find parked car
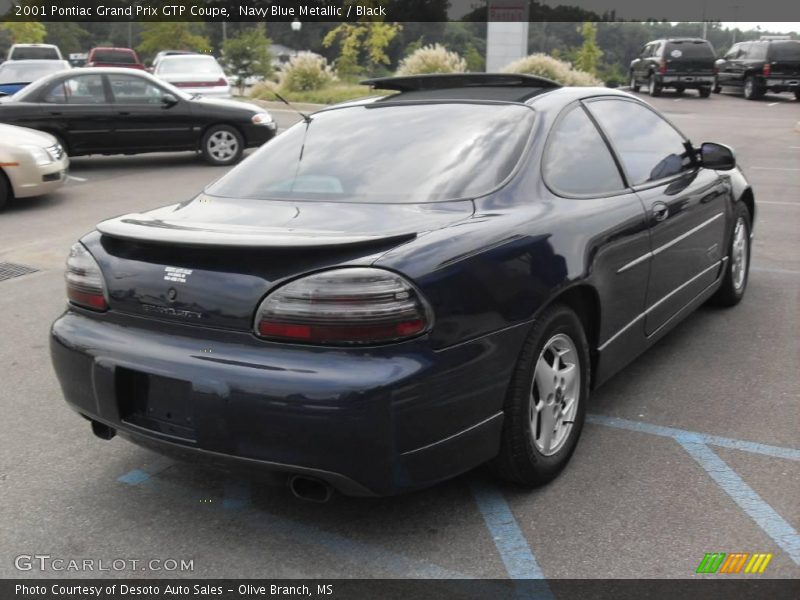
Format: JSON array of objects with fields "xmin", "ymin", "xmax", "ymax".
[
  {"xmin": 49, "ymin": 74, "xmax": 755, "ymax": 499},
  {"xmin": 714, "ymin": 39, "xmax": 800, "ymax": 100},
  {"xmin": 0, "ymin": 123, "xmax": 69, "ymax": 211},
  {"xmin": 630, "ymin": 38, "xmax": 717, "ymax": 97},
  {"xmin": 150, "ymin": 50, "xmax": 197, "ymax": 72},
  {"xmin": 153, "ymin": 54, "xmax": 231, "ymax": 98},
  {"xmin": 86, "ymin": 47, "xmax": 145, "ymax": 70},
  {"xmin": 6, "ymin": 43, "xmax": 63, "ymax": 61},
  {"xmin": 0, "ymin": 68, "xmax": 275, "ymax": 166},
  {"xmin": 0, "ymin": 60, "xmax": 71, "ymax": 96}
]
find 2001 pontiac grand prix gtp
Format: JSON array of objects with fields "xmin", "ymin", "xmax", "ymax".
[{"xmin": 50, "ymin": 74, "xmax": 755, "ymax": 500}]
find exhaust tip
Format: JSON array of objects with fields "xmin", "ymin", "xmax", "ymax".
[
  {"xmin": 288, "ymin": 475, "xmax": 334, "ymax": 503},
  {"xmin": 91, "ymin": 420, "xmax": 116, "ymax": 440}
]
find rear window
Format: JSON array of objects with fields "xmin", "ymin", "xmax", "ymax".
[
  {"xmin": 157, "ymin": 56, "xmax": 223, "ymax": 75},
  {"xmin": 208, "ymin": 102, "xmax": 535, "ymax": 203},
  {"xmin": 665, "ymin": 41, "xmax": 715, "ymax": 59},
  {"xmin": 92, "ymin": 50, "xmax": 136, "ymax": 64},
  {"xmin": 10, "ymin": 47, "xmax": 59, "ymax": 60},
  {"xmin": 769, "ymin": 41, "xmax": 800, "ymax": 61}
]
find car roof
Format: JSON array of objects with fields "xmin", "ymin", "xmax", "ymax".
[
  {"xmin": 159, "ymin": 54, "xmax": 218, "ymax": 61},
  {"xmin": 90, "ymin": 47, "xmax": 136, "ymax": 52}
]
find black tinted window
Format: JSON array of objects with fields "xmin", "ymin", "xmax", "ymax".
[
  {"xmin": 542, "ymin": 105, "xmax": 624, "ymax": 196},
  {"xmin": 10, "ymin": 47, "xmax": 59, "ymax": 60},
  {"xmin": 769, "ymin": 41, "xmax": 800, "ymax": 61},
  {"xmin": 43, "ymin": 74, "xmax": 106, "ymax": 104},
  {"xmin": 587, "ymin": 100, "xmax": 690, "ymax": 186},
  {"xmin": 93, "ymin": 50, "xmax": 136, "ymax": 64},
  {"xmin": 665, "ymin": 41, "xmax": 715, "ymax": 59},
  {"xmin": 208, "ymin": 103, "xmax": 535, "ymax": 203}
]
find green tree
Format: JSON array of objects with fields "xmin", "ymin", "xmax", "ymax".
[
  {"xmin": 222, "ymin": 26, "xmax": 273, "ymax": 95},
  {"xmin": 0, "ymin": 21, "xmax": 47, "ymax": 44},
  {"xmin": 138, "ymin": 23, "xmax": 211, "ymax": 61},
  {"xmin": 45, "ymin": 23, "xmax": 90, "ymax": 56},
  {"xmin": 574, "ymin": 22, "xmax": 603, "ymax": 75},
  {"xmin": 322, "ymin": 1, "xmax": 401, "ymax": 79}
]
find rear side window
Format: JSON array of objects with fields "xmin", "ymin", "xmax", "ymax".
[
  {"xmin": 769, "ymin": 41, "xmax": 800, "ymax": 61},
  {"xmin": 208, "ymin": 102, "xmax": 535, "ymax": 204},
  {"xmin": 542, "ymin": 104, "xmax": 624, "ymax": 196},
  {"xmin": 587, "ymin": 99, "xmax": 690, "ymax": 186},
  {"xmin": 665, "ymin": 41, "xmax": 715, "ymax": 59}
]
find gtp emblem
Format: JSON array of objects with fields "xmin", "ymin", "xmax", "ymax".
[{"xmin": 164, "ymin": 266, "xmax": 192, "ymax": 283}]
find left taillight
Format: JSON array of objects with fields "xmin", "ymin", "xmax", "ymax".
[
  {"xmin": 65, "ymin": 243, "xmax": 108, "ymax": 311},
  {"xmin": 254, "ymin": 267, "xmax": 433, "ymax": 345}
]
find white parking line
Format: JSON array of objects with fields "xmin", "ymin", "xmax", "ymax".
[
  {"xmin": 67, "ymin": 175, "xmax": 87, "ymax": 182},
  {"xmin": 751, "ymin": 166, "xmax": 800, "ymax": 172},
  {"xmin": 767, "ymin": 102, "xmax": 779, "ymax": 107},
  {"xmin": 758, "ymin": 200, "xmax": 800, "ymax": 206}
]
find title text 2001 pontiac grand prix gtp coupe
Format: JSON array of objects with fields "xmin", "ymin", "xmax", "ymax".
[{"xmin": 50, "ymin": 74, "xmax": 755, "ymax": 500}]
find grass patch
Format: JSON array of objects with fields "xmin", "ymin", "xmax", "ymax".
[{"xmin": 250, "ymin": 83, "xmax": 392, "ymax": 105}]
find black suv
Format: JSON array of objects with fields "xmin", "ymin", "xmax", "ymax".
[
  {"xmin": 714, "ymin": 39, "xmax": 800, "ymax": 100},
  {"xmin": 630, "ymin": 38, "xmax": 717, "ymax": 97}
]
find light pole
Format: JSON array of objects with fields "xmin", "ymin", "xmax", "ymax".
[{"xmin": 291, "ymin": 19, "xmax": 302, "ymax": 56}]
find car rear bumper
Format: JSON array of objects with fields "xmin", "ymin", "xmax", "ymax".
[
  {"xmin": 50, "ymin": 310, "xmax": 528, "ymax": 496},
  {"xmin": 177, "ymin": 86, "xmax": 231, "ymax": 98},
  {"xmin": 659, "ymin": 74, "xmax": 714, "ymax": 87},
  {"xmin": 764, "ymin": 77, "xmax": 800, "ymax": 90}
]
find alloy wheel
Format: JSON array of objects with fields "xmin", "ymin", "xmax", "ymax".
[
  {"xmin": 207, "ymin": 130, "xmax": 239, "ymax": 162},
  {"xmin": 530, "ymin": 333, "xmax": 580, "ymax": 456},
  {"xmin": 731, "ymin": 217, "xmax": 748, "ymax": 291}
]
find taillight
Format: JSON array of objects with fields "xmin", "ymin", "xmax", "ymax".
[
  {"xmin": 216, "ymin": 77, "xmax": 227, "ymax": 86},
  {"xmin": 763, "ymin": 63, "xmax": 771, "ymax": 77},
  {"xmin": 65, "ymin": 243, "xmax": 108, "ymax": 311},
  {"xmin": 254, "ymin": 268, "xmax": 432, "ymax": 345},
  {"xmin": 658, "ymin": 60, "xmax": 667, "ymax": 74}
]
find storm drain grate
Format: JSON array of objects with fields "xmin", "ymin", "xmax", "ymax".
[{"xmin": 0, "ymin": 262, "xmax": 39, "ymax": 282}]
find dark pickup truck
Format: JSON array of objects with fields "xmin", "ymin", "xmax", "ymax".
[
  {"xmin": 715, "ymin": 39, "xmax": 800, "ymax": 100},
  {"xmin": 630, "ymin": 38, "xmax": 717, "ymax": 97}
]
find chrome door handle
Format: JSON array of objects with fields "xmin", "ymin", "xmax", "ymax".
[{"xmin": 652, "ymin": 203, "xmax": 669, "ymax": 222}]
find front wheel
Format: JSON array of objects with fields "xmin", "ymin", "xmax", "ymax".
[
  {"xmin": 201, "ymin": 125, "xmax": 244, "ymax": 166},
  {"xmin": 649, "ymin": 74, "xmax": 662, "ymax": 97},
  {"xmin": 699, "ymin": 86, "xmax": 712, "ymax": 98},
  {"xmin": 710, "ymin": 203, "xmax": 751, "ymax": 307},
  {"xmin": 492, "ymin": 304, "xmax": 589, "ymax": 487},
  {"xmin": 0, "ymin": 171, "xmax": 10, "ymax": 212}
]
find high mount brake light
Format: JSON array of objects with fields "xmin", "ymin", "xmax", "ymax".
[
  {"xmin": 65, "ymin": 243, "xmax": 108, "ymax": 311},
  {"xmin": 254, "ymin": 268, "xmax": 432, "ymax": 345}
]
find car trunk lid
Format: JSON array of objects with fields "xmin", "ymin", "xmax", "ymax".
[{"xmin": 90, "ymin": 197, "xmax": 473, "ymax": 331}]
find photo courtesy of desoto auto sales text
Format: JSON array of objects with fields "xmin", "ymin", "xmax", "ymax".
[{"xmin": 0, "ymin": 0, "xmax": 797, "ymax": 599}]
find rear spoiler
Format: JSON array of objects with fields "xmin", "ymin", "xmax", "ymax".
[{"xmin": 361, "ymin": 73, "xmax": 562, "ymax": 92}]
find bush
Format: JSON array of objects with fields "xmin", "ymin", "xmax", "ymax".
[
  {"xmin": 396, "ymin": 43, "xmax": 467, "ymax": 76},
  {"xmin": 250, "ymin": 82, "xmax": 390, "ymax": 105},
  {"xmin": 502, "ymin": 53, "xmax": 602, "ymax": 87},
  {"xmin": 278, "ymin": 52, "xmax": 337, "ymax": 93}
]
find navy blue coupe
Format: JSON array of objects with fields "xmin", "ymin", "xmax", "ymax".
[{"xmin": 50, "ymin": 74, "xmax": 755, "ymax": 499}]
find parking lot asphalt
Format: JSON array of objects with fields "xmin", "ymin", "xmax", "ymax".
[{"xmin": 0, "ymin": 91, "xmax": 798, "ymax": 582}]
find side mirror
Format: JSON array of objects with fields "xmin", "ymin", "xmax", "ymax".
[
  {"xmin": 700, "ymin": 142, "xmax": 736, "ymax": 170},
  {"xmin": 162, "ymin": 93, "xmax": 178, "ymax": 108}
]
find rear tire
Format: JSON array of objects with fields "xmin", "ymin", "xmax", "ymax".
[
  {"xmin": 629, "ymin": 72, "xmax": 640, "ymax": 92},
  {"xmin": 0, "ymin": 170, "xmax": 11, "ymax": 212},
  {"xmin": 743, "ymin": 76, "xmax": 763, "ymax": 100},
  {"xmin": 675, "ymin": 86, "xmax": 685, "ymax": 95},
  {"xmin": 649, "ymin": 74, "xmax": 662, "ymax": 97},
  {"xmin": 201, "ymin": 125, "xmax": 244, "ymax": 166},
  {"xmin": 699, "ymin": 86, "xmax": 712, "ymax": 98},
  {"xmin": 795, "ymin": 89, "xmax": 800, "ymax": 101},
  {"xmin": 492, "ymin": 304, "xmax": 589, "ymax": 487},
  {"xmin": 710, "ymin": 203, "xmax": 751, "ymax": 307}
]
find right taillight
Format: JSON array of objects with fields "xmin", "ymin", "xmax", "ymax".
[
  {"xmin": 763, "ymin": 63, "xmax": 771, "ymax": 77},
  {"xmin": 254, "ymin": 267, "xmax": 432, "ymax": 345},
  {"xmin": 65, "ymin": 243, "xmax": 108, "ymax": 311}
]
